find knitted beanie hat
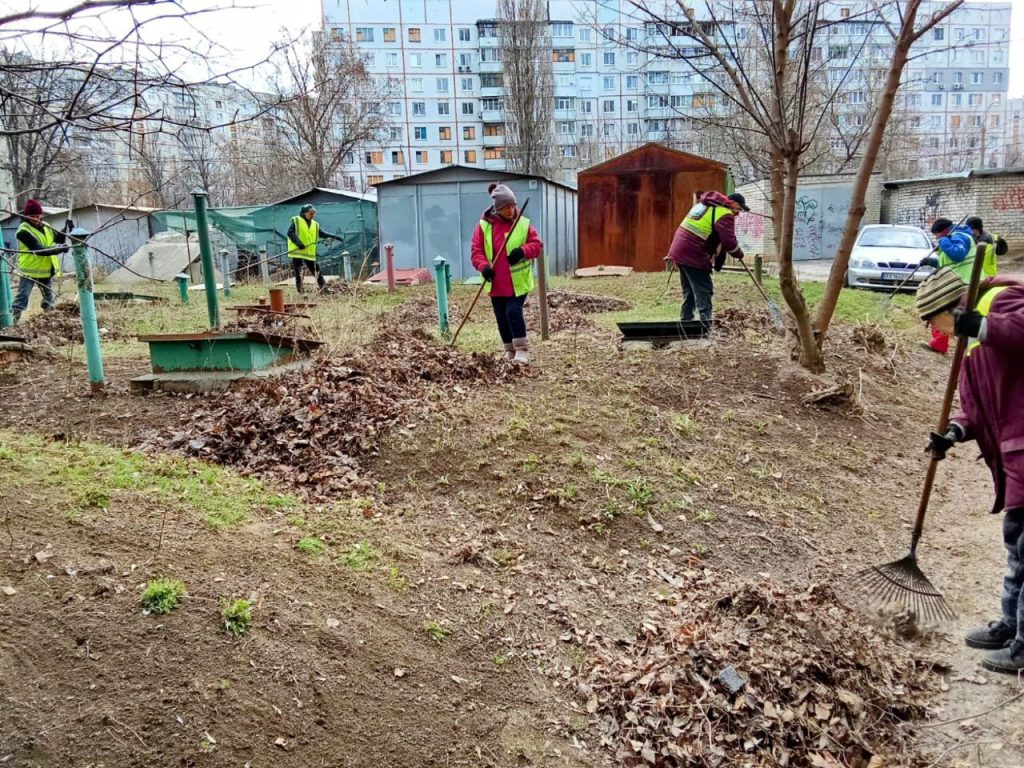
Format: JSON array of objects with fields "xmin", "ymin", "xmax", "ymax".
[
  {"xmin": 23, "ymin": 199, "xmax": 43, "ymax": 216},
  {"xmin": 931, "ymin": 217, "xmax": 953, "ymax": 235},
  {"xmin": 915, "ymin": 267, "xmax": 967, "ymax": 321},
  {"xmin": 488, "ymin": 182, "xmax": 516, "ymax": 209}
]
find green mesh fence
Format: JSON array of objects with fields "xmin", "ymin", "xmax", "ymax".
[{"xmin": 151, "ymin": 201, "xmax": 378, "ymax": 280}]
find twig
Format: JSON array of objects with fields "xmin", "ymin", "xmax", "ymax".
[
  {"xmin": 109, "ymin": 716, "xmax": 148, "ymax": 748},
  {"xmin": 924, "ymin": 740, "xmax": 1024, "ymax": 768},
  {"xmin": 920, "ymin": 691, "xmax": 1024, "ymax": 729},
  {"xmin": 1, "ymin": 496, "xmax": 13, "ymax": 552}
]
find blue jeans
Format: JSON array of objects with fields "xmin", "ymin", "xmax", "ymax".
[
  {"xmin": 1001, "ymin": 507, "xmax": 1024, "ymax": 646},
  {"xmin": 679, "ymin": 266, "xmax": 713, "ymax": 324},
  {"xmin": 490, "ymin": 294, "xmax": 527, "ymax": 343},
  {"xmin": 12, "ymin": 276, "xmax": 54, "ymax": 316}
]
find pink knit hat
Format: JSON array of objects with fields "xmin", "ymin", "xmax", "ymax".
[{"xmin": 23, "ymin": 199, "xmax": 43, "ymax": 216}]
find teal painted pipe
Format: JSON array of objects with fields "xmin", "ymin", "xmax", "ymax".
[
  {"xmin": 71, "ymin": 228, "xmax": 105, "ymax": 393},
  {"xmin": 176, "ymin": 274, "xmax": 189, "ymax": 304},
  {"xmin": 433, "ymin": 256, "xmax": 450, "ymax": 338},
  {"xmin": 0, "ymin": 255, "xmax": 12, "ymax": 328},
  {"xmin": 192, "ymin": 189, "xmax": 220, "ymax": 329}
]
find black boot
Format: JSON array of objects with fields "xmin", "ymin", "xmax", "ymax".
[
  {"xmin": 982, "ymin": 641, "xmax": 1024, "ymax": 674},
  {"xmin": 965, "ymin": 620, "xmax": 1015, "ymax": 650}
]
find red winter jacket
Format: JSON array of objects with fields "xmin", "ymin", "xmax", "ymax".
[
  {"xmin": 470, "ymin": 206, "xmax": 544, "ymax": 297},
  {"xmin": 951, "ymin": 278, "xmax": 1024, "ymax": 513},
  {"xmin": 665, "ymin": 191, "xmax": 743, "ymax": 272}
]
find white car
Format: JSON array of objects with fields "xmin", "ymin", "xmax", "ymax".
[{"xmin": 847, "ymin": 225, "xmax": 935, "ymax": 291}]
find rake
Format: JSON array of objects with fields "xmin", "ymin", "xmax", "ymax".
[
  {"xmin": 736, "ymin": 257, "xmax": 784, "ymax": 329},
  {"xmin": 880, "ymin": 214, "xmax": 968, "ymax": 309},
  {"xmin": 859, "ymin": 240, "xmax": 989, "ymax": 625}
]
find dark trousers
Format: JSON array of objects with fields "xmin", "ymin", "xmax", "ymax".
[
  {"xmin": 292, "ymin": 258, "xmax": 325, "ymax": 292},
  {"xmin": 12, "ymin": 276, "xmax": 55, "ymax": 316},
  {"xmin": 490, "ymin": 294, "xmax": 527, "ymax": 344},
  {"xmin": 679, "ymin": 266, "xmax": 713, "ymax": 324},
  {"xmin": 1001, "ymin": 508, "xmax": 1024, "ymax": 645}
]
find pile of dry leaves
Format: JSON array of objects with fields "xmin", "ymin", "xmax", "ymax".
[
  {"xmin": 20, "ymin": 302, "xmax": 126, "ymax": 347},
  {"xmin": 575, "ymin": 570, "xmax": 935, "ymax": 767},
  {"xmin": 527, "ymin": 290, "xmax": 630, "ymax": 333},
  {"xmin": 155, "ymin": 327, "xmax": 518, "ymax": 497}
]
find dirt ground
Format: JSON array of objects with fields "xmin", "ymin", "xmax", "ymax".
[{"xmin": 1, "ymin": 275, "xmax": 1022, "ymax": 767}]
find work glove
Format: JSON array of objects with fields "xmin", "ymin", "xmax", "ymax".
[
  {"xmin": 64, "ymin": 219, "xmax": 74, "ymax": 232},
  {"xmin": 995, "ymin": 236, "xmax": 1009, "ymax": 257},
  {"xmin": 927, "ymin": 423, "xmax": 965, "ymax": 460},
  {"xmin": 953, "ymin": 308, "xmax": 984, "ymax": 339},
  {"xmin": 481, "ymin": 265, "xmax": 495, "ymax": 282},
  {"xmin": 713, "ymin": 251, "xmax": 727, "ymax": 272},
  {"xmin": 506, "ymin": 247, "xmax": 525, "ymax": 266},
  {"xmin": 920, "ymin": 255, "xmax": 939, "ymax": 269},
  {"xmin": 731, "ymin": 249, "xmax": 745, "ymax": 261}
]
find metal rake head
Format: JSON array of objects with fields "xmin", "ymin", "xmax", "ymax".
[{"xmin": 858, "ymin": 553, "xmax": 956, "ymax": 626}]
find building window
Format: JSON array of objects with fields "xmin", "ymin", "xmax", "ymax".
[
  {"xmin": 464, "ymin": 150, "xmax": 477, "ymax": 163},
  {"xmin": 434, "ymin": 28, "xmax": 446, "ymax": 42},
  {"xmin": 481, "ymin": 97, "xmax": 502, "ymax": 111},
  {"xmin": 626, "ymin": 27, "xmax": 638, "ymax": 41},
  {"xmin": 383, "ymin": 27, "xmax": 396, "ymax": 42},
  {"xmin": 461, "ymin": 77, "xmax": 474, "ymax": 91},
  {"xmin": 459, "ymin": 52, "xmax": 473, "ymax": 67},
  {"xmin": 409, "ymin": 27, "xmax": 421, "ymax": 42},
  {"xmin": 993, "ymin": 49, "xmax": 1004, "ymax": 64},
  {"xmin": 954, "ymin": 72, "xmax": 963, "ymax": 84},
  {"xmin": 386, "ymin": 101, "xmax": 401, "ymax": 116},
  {"xmin": 412, "ymin": 102, "xmax": 426, "ymax": 116},
  {"xmin": 367, "ymin": 175, "xmax": 384, "ymax": 185},
  {"xmin": 628, "ymin": 98, "xmax": 640, "ymax": 112},
  {"xmin": 461, "ymin": 101, "xmax": 474, "ymax": 115},
  {"xmin": 905, "ymin": 93, "xmax": 921, "ymax": 108},
  {"xmin": 437, "ymin": 101, "xmax": 450, "ymax": 115},
  {"xmin": 414, "ymin": 126, "xmax": 427, "ymax": 139},
  {"xmin": 484, "ymin": 124, "xmax": 503, "ymax": 136},
  {"xmin": 479, "ymin": 24, "xmax": 497, "ymax": 38},
  {"xmin": 552, "ymin": 22, "xmax": 572, "ymax": 37},
  {"xmin": 439, "ymin": 126, "xmax": 451, "ymax": 140},
  {"xmin": 556, "ymin": 121, "xmax": 575, "ymax": 134},
  {"xmin": 437, "ymin": 78, "xmax": 449, "ymax": 92},
  {"xmin": 841, "ymin": 7, "xmax": 850, "ymax": 17},
  {"xmin": 929, "ymin": 115, "xmax": 941, "ymax": 128},
  {"xmin": 626, "ymin": 75, "xmax": 638, "ymax": 89},
  {"xmin": 603, "ymin": 76, "xmax": 615, "ymax": 90},
  {"xmin": 933, "ymin": 27, "xmax": 944, "ymax": 41},
  {"xmin": 556, "ymin": 74, "xmax": 574, "ymax": 87},
  {"xmin": 464, "ymin": 126, "xmax": 476, "ymax": 139},
  {"xmin": 386, "ymin": 52, "xmax": 399, "ymax": 67},
  {"xmin": 484, "ymin": 147, "xmax": 505, "ymax": 160},
  {"xmin": 627, "ymin": 122, "xmax": 639, "ymax": 136},
  {"xmin": 436, "ymin": 53, "xmax": 448, "ymax": 67},
  {"xmin": 994, "ymin": 72, "xmax": 1004, "ymax": 85},
  {"xmin": 410, "ymin": 53, "xmax": 423, "ymax": 68},
  {"xmin": 579, "ymin": 52, "xmax": 592, "ymax": 67},
  {"xmin": 973, "ymin": 50, "xmax": 985, "ymax": 64},
  {"xmin": 391, "ymin": 150, "xmax": 404, "ymax": 164},
  {"xmin": 579, "ymin": 99, "xmax": 593, "ymax": 114},
  {"xmin": 459, "ymin": 27, "xmax": 472, "ymax": 42},
  {"xmin": 931, "ymin": 93, "xmax": 942, "ymax": 106},
  {"xmin": 691, "ymin": 93, "xmax": 715, "ymax": 108},
  {"xmin": 579, "ymin": 27, "xmax": 591, "ymax": 42},
  {"xmin": 481, "ymin": 48, "xmax": 502, "ymax": 62},
  {"xmin": 952, "ymin": 93, "xmax": 962, "ymax": 106},
  {"xmin": 365, "ymin": 151, "xmax": 383, "ymax": 164},
  {"xmin": 951, "ymin": 115, "xmax": 961, "ymax": 129},
  {"xmin": 389, "ymin": 127, "xmax": 403, "ymax": 140},
  {"xmin": 971, "ymin": 72, "xmax": 983, "ymax": 84},
  {"xmin": 647, "ymin": 71, "xmax": 669, "ymax": 85},
  {"xmin": 626, "ymin": 52, "xmax": 638, "ymax": 65},
  {"xmin": 553, "ymin": 49, "xmax": 575, "ymax": 63},
  {"xmin": 603, "ymin": 52, "xmax": 615, "ymax": 66},
  {"xmin": 603, "ymin": 99, "xmax": 615, "ymax": 113},
  {"xmin": 356, "ymin": 27, "xmax": 374, "ymax": 42},
  {"xmin": 415, "ymin": 150, "xmax": 429, "ymax": 163},
  {"xmin": 555, "ymin": 97, "xmax": 574, "ymax": 110},
  {"xmin": 480, "ymin": 73, "xmax": 502, "ymax": 87},
  {"xmin": 849, "ymin": 91, "xmax": 866, "ymax": 104},
  {"xmin": 972, "ymin": 115, "xmax": 983, "ymax": 127},
  {"xmin": 440, "ymin": 150, "xmax": 453, "ymax": 163},
  {"xmin": 671, "ymin": 95, "xmax": 688, "ymax": 108},
  {"xmin": 603, "ymin": 123, "xmax": 615, "ymax": 136},
  {"xmin": 361, "ymin": 53, "xmax": 375, "ymax": 67},
  {"xmin": 580, "ymin": 76, "xmax": 592, "ymax": 91},
  {"xmin": 991, "ymin": 114, "xmax": 1001, "ymax": 128},
  {"xmin": 968, "ymin": 93, "xmax": 982, "ymax": 106},
  {"xmin": 580, "ymin": 122, "xmax": 593, "ymax": 137},
  {"xmin": 562, "ymin": 146, "xmax": 577, "ymax": 158}
]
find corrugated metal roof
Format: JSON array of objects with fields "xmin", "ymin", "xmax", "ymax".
[
  {"xmin": 577, "ymin": 142, "xmax": 727, "ymax": 177},
  {"xmin": 883, "ymin": 167, "xmax": 1024, "ymax": 188},
  {"xmin": 272, "ymin": 187, "xmax": 377, "ymax": 205},
  {"xmin": 372, "ymin": 164, "xmax": 578, "ymax": 192}
]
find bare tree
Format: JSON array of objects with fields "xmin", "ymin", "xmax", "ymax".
[
  {"xmin": 264, "ymin": 33, "xmax": 393, "ymax": 190},
  {"xmin": 499, "ymin": 0, "xmax": 556, "ymax": 177},
  {"xmin": 608, "ymin": 0, "xmax": 963, "ymax": 372}
]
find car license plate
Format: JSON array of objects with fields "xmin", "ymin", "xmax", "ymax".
[{"xmin": 881, "ymin": 271, "xmax": 912, "ymax": 282}]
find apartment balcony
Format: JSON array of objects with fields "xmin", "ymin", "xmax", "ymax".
[
  {"xmin": 479, "ymin": 60, "xmax": 503, "ymax": 74},
  {"xmin": 481, "ymin": 109, "xmax": 504, "ymax": 122},
  {"xmin": 478, "ymin": 36, "xmax": 499, "ymax": 48},
  {"xmin": 483, "ymin": 133, "xmax": 505, "ymax": 147},
  {"xmin": 484, "ymin": 157, "xmax": 508, "ymax": 170},
  {"xmin": 480, "ymin": 86, "xmax": 504, "ymax": 98},
  {"xmin": 553, "ymin": 60, "xmax": 576, "ymax": 72},
  {"xmin": 554, "ymin": 108, "xmax": 576, "ymax": 120}
]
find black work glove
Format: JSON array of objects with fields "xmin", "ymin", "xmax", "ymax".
[
  {"xmin": 481, "ymin": 265, "xmax": 495, "ymax": 282},
  {"xmin": 927, "ymin": 423, "xmax": 964, "ymax": 460},
  {"xmin": 506, "ymin": 247, "xmax": 525, "ymax": 266},
  {"xmin": 995, "ymin": 236, "xmax": 1009, "ymax": 257},
  {"xmin": 64, "ymin": 219, "xmax": 74, "ymax": 232},
  {"xmin": 713, "ymin": 251, "xmax": 727, "ymax": 272},
  {"xmin": 920, "ymin": 255, "xmax": 939, "ymax": 269},
  {"xmin": 732, "ymin": 249, "xmax": 745, "ymax": 261},
  {"xmin": 953, "ymin": 308, "xmax": 983, "ymax": 339}
]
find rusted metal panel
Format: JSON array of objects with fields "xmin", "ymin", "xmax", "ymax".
[{"xmin": 578, "ymin": 145, "xmax": 727, "ymax": 272}]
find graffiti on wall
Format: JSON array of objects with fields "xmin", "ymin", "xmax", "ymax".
[
  {"xmin": 791, "ymin": 188, "xmax": 852, "ymax": 261},
  {"xmin": 736, "ymin": 212, "xmax": 765, "ymax": 240},
  {"xmin": 991, "ymin": 186, "xmax": 1024, "ymax": 212},
  {"xmin": 891, "ymin": 190, "xmax": 944, "ymax": 230}
]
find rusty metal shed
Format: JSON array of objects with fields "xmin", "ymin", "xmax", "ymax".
[{"xmin": 577, "ymin": 144, "xmax": 729, "ymax": 272}]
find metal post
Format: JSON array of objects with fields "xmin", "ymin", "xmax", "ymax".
[
  {"xmin": 754, "ymin": 254, "xmax": 764, "ymax": 286},
  {"xmin": 220, "ymin": 249, "xmax": 232, "ymax": 297},
  {"xmin": 0, "ymin": 256, "xmax": 12, "ymax": 328},
  {"xmin": 342, "ymin": 251, "xmax": 353, "ymax": 282},
  {"xmin": 175, "ymin": 274, "xmax": 189, "ymax": 304},
  {"xmin": 192, "ymin": 189, "xmax": 220, "ymax": 329},
  {"xmin": 432, "ymin": 256, "xmax": 450, "ymax": 338},
  {"xmin": 147, "ymin": 250, "xmax": 155, "ymax": 280},
  {"xmin": 444, "ymin": 261, "xmax": 451, "ymax": 294},
  {"xmin": 71, "ymin": 228, "xmax": 105, "ymax": 393},
  {"xmin": 537, "ymin": 249, "xmax": 550, "ymax": 341},
  {"xmin": 259, "ymin": 247, "xmax": 270, "ymax": 285},
  {"xmin": 385, "ymin": 243, "xmax": 396, "ymax": 294}
]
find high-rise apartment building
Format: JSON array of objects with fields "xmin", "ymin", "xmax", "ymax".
[{"xmin": 324, "ymin": 0, "xmax": 1013, "ymax": 191}]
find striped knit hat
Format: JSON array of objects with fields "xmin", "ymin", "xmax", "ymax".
[{"xmin": 915, "ymin": 267, "xmax": 967, "ymax": 321}]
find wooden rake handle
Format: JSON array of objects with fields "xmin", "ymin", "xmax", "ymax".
[{"xmin": 910, "ymin": 242, "xmax": 988, "ymax": 554}]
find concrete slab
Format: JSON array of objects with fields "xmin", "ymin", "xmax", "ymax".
[
  {"xmin": 131, "ymin": 358, "xmax": 315, "ymax": 393},
  {"xmin": 793, "ymin": 260, "xmax": 836, "ymax": 283},
  {"xmin": 575, "ymin": 266, "xmax": 633, "ymax": 278}
]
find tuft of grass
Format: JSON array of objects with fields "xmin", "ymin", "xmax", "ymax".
[
  {"xmin": 296, "ymin": 537, "xmax": 326, "ymax": 556},
  {"xmin": 424, "ymin": 619, "xmax": 452, "ymax": 643},
  {"xmin": 78, "ymin": 487, "xmax": 110, "ymax": 509},
  {"xmin": 384, "ymin": 566, "xmax": 408, "ymax": 592},
  {"xmin": 625, "ymin": 478, "xmax": 654, "ymax": 511},
  {"xmin": 221, "ymin": 598, "xmax": 254, "ymax": 637},
  {"xmin": 671, "ymin": 412, "xmax": 699, "ymax": 437},
  {"xmin": 338, "ymin": 540, "xmax": 377, "ymax": 571},
  {"xmin": 695, "ymin": 509, "xmax": 718, "ymax": 524},
  {"xmin": 494, "ymin": 653, "xmax": 511, "ymax": 666},
  {"xmin": 141, "ymin": 578, "xmax": 186, "ymax": 615}
]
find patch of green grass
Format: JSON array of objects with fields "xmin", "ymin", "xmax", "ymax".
[
  {"xmin": 424, "ymin": 619, "xmax": 452, "ymax": 643},
  {"xmin": 78, "ymin": 487, "xmax": 110, "ymax": 509},
  {"xmin": 221, "ymin": 598, "xmax": 254, "ymax": 636},
  {"xmin": 141, "ymin": 578, "xmax": 186, "ymax": 615},
  {"xmin": 338, "ymin": 541, "xmax": 377, "ymax": 571},
  {"xmin": 494, "ymin": 653, "xmax": 511, "ymax": 666},
  {"xmin": 695, "ymin": 509, "xmax": 718, "ymax": 524},
  {"xmin": 384, "ymin": 566, "xmax": 409, "ymax": 592},
  {"xmin": 492, "ymin": 548, "xmax": 517, "ymax": 567},
  {"xmin": 286, "ymin": 515, "xmax": 306, "ymax": 528},
  {"xmin": 671, "ymin": 412, "xmax": 699, "ymax": 437},
  {"xmin": 296, "ymin": 537, "xmax": 326, "ymax": 556},
  {"xmin": 625, "ymin": 478, "xmax": 654, "ymax": 511},
  {"xmin": 558, "ymin": 482, "xmax": 578, "ymax": 504}
]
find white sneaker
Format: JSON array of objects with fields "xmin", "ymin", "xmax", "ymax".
[{"xmin": 512, "ymin": 337, "xmax": 530, "ymax": 364}]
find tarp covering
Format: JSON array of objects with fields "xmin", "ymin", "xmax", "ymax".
[
  {"xmin": 151, "ymin": 201, "xmax": 378, "ymax": 279},
  {"xmin": 104, "ymin": 231, "xmax": 222, "ymax": 286}
]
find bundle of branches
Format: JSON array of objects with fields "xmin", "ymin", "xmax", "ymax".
[
  {"xmin": 576, "ymin": 570, "xmax": 936, "ymax": 767},
  {"xmin": 156, "ymin": 327, "xmax": 518, "ymax": 498}
]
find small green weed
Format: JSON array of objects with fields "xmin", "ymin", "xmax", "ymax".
[
  {"xmin": 695, "ymin": 509, "xmax": 718, "ymax": 524},
  {"xmin": 521, "ymin": 454, "xmax": 540, "ymax": 472},
  {"xmin": 384, "ymin": 566, "xmax": 408, "ymax": 592},
  {"xmin": 625, "ymin": 479, "xmax": 654, "ymax": 511},
  {"xmin": 671, "ymin": 412, "xmax": 699, "ymax": 437},
  {"xmin": 424, "ymin": 619, "xmax": 452, "ymax": 643},
  {"xmin": 339, "ymin": 541, "xmax": 377, "ymax": 571},
  {"xmin": 286, "ymin": 515, "xmax": 306, "ymax": 528},
  {"xmin": 296, "ymin": 537, "xmax": 326, "ymax": 556},
  {"xmin": 221, "ymin": 598, "xmax": 254, "ymax": 636},
  {"xmin": 558, "ymin": 482, "xmax": 578, "ymax": 504},
  {"xmin": 79, "ymin": 488, "xmax": 110, "ymax": 509},
  {"xmin": 494, "ymin": 653, "xmax": 510, "ymax": 666},
  {"xmin": 141, "ymin": 578, "xmax": 186, "ymax": 615},
  {"xmin": 492, "ymin": 548, "xmax": 517, "ymax": 567}
]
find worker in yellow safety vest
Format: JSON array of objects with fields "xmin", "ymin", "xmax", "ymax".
[
  {"xmin": 966, "ymin": 216, "xmax": 1007, "ymax": 278},
  {"xmin": 286, "ymin": 204, "xmax": 344, "ymax": 293},
  {"xmin": 12, "ymin": 198, "xmax": 71, "ymax": 324}
]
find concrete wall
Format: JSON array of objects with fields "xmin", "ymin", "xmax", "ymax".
[
  {"xmin": 881, "ymin": 171, "xmax": 1024, "ymax": 256},
  {"xmin": 734, "ymin": 173, "xmax": 883, "ymax": 261}
]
